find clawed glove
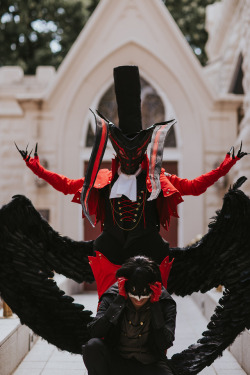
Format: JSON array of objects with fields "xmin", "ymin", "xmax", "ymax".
[
  {"xmin": 15, "ymin": 142, "xmax": 39, "ymax": 162},
  {"xmin": 150, "ymin": 281, "xmax": 162, "ymax": 303},
  {"xmin": 117, "ymin": 277, "xmax": 128, "ymax": 299},
  {"xmin": 228, "ymin": 141, "xmax": 249, "ymax": 159}
]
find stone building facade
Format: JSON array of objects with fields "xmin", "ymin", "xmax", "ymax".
[
  {"xmin": 205, "ymin": 0, "xmax": 249, "ymax": 191},
  {"xmin": 0, "ymin": 0, "xmax": 245, "ymax": 247},
  {"xmin": 205, "ymin": 0, "xmax": 250, "ymax": 372}
]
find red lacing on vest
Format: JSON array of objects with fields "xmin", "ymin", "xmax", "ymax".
[
  {"xmin": 118, "ymin": 199, "xmax": 140, "ymax": 222},
  {"xmin": 110, "ymin": 193, "xmax": 146, "ymax": 230}
]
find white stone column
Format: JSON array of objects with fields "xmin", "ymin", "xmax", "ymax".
[{"xmin": 236, "ymin": 0, "xmax": 250, "ymax": 193}]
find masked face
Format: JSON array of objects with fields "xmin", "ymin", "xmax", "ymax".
[
  {"xmin": 128, "ymin": 286, "xmax": 151, "ymax": 300},
  {"xmin": 128, "ymin": 294, "xmax": 150, "ymax": 309},
  {"xmin": 125, "ymin": 269, "xmax": 152, "ymax": 295},
  {"xmin": 127, "ymin": 282, "xmax": 152, "ymax": 309},
  {"xmin": 109, "ymin": 124, "xmax": 154, "ymax": 175},
  {"xmin": 116, "ymin": 255, "xmax": 162, "ymax": 309}
]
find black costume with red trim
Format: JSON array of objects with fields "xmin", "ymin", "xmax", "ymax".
[
  {"xmin": 22, "ymin": 146, "xmax": 238, "ymax": 266},
  {"xmin": 1, "ymin": 66, "xmax": 250, "ymax": 375}
]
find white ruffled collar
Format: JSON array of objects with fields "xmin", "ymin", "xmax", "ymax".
[{"xmin": 109, "ymin": 166, "xmax": 142, "ymax": 202}]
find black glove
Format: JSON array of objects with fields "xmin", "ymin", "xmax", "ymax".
[
  {"xmin": 15, "ymin": 142, "xmax": 38, "ymax": 161},
  {"xmin": 228, "ymin": 141, "xmax": 249, "ymax": 159}
]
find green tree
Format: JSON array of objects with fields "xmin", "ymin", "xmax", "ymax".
[
  {"xmin": 85, "ymin": 0, "xmax": 99, "ymax": 15},
  {"xmin": 0, "ymin": 0, "xmax": 94, "ymax": 74},
  {"xmin": 163, "ymin": 0, "xmax": 218, "ymax": 65}
]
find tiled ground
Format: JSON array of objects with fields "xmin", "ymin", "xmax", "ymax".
[
  {"xmin": 12, "ymin": 292, "xmax": 246, "ymax": 375},
  {"xmin": 168, "ymin": 296, "xmax": 246, "ymax": 375}
]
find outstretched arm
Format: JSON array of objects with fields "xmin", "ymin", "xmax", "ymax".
[
  {"xmin": 168, "ymin": 143, "xmax": 248, "ymax": 196},
  {"xmin": 15, "ymin": 143, "xmax": 84, "ymax": 195}
]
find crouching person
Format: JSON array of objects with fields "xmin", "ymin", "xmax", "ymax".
[{"xmin": 82, "ymin": 255, "xmax": 176, "ymax": 375}]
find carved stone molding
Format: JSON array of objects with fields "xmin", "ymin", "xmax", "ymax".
[{"xmin": 234, "ymin": 1, "xmax": 250, "ymax": 188}]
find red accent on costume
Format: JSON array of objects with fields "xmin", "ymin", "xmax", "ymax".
[
  {"xmin": 88, "ymin": 252, "xmax": 173, "ymax": 299},
  {"xmin": 88, "ymin": 119, "xmax": 108, "ymax": 190},
  {"xmin": 117, "ymin": 277, "xmax": 128, "ymax": 299},
  {"xmin": 25, "ymin": 153, "xmax": 239, "ymax": 231},
  {"xmin": 88, "ymin": 252, "xmax": 121, "ymax": 299},
  {"xmin": 150, "ymin": 281, "xmax": 162, "ymax": 302},
  {"xmin": 159, "ymin": 256, "xmax": 174, "ymax": 289}
]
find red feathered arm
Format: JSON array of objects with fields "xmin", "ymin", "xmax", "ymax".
[
  {"xmin": 169, "ymin": 153, "xmax": 239, "ymax": 196},
  {"xmin": 25, "ymin": 155, "xmax": 84, "ymax": 195}
]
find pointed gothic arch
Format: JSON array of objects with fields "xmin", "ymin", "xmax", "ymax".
[{"xmin": 85, "ymin": 77, "xmax": 177, "ymax": 149}]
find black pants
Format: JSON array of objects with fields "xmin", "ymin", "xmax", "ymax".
[{"xmin": 82, "ymin": 338, "xmax": 174, "ymax": 375}]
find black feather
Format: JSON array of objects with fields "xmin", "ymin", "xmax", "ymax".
[
  {"xmin": 1, "ymin": 178, "xmax": 250, "ymax": 369},
  {"xmin": 0, "ymin": 195, "xmax": 95, "ymax": 354},
  {"xmin": 168, "ymin": 178, "xmax": 250, "ymax": 373}
]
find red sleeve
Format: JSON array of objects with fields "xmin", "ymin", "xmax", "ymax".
[
  {"xmin": 25, "ymin": 155, "xmax": 84, "ymax": 195},
  {"xmin": 168, "ymin": 154, "xmax": 239, "ymax": 196}
]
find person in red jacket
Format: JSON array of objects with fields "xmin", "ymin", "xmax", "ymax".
[
  {"xmin": 16, "ymin": 66, "xmax": 247, "ymax": 270},
  {"xmin": 16, "ymin": 140, "xmax": 245, "ymax": 268}
]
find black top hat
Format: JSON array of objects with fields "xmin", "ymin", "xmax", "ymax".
[{"xmin": 113, "ymin": 66, "xmax": 142, "ymax": 135}]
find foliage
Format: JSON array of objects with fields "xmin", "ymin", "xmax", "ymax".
[
  {"xmin": 0, "ymin": 0, "xmax": 94, "ymax": 73},
  {"xmin": 163, "ymin": 0, "xmax": 218, "ymax": 65}
]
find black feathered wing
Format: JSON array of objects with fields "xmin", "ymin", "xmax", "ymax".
[
  {"xmin": 1, "ymin": 179, "xmax": 250, "ymax": 364},
  {"xmin": 167, "ymin": 177, "xmax": 250, "ymax": 374},
  {"xmin": 0, "ymin": 195, "xmax": 95, "ymax": 353}
]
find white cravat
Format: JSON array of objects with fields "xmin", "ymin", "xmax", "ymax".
[{"xmin": 109, "ymin": 166, "xmax": 142, "ymax": 202}]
